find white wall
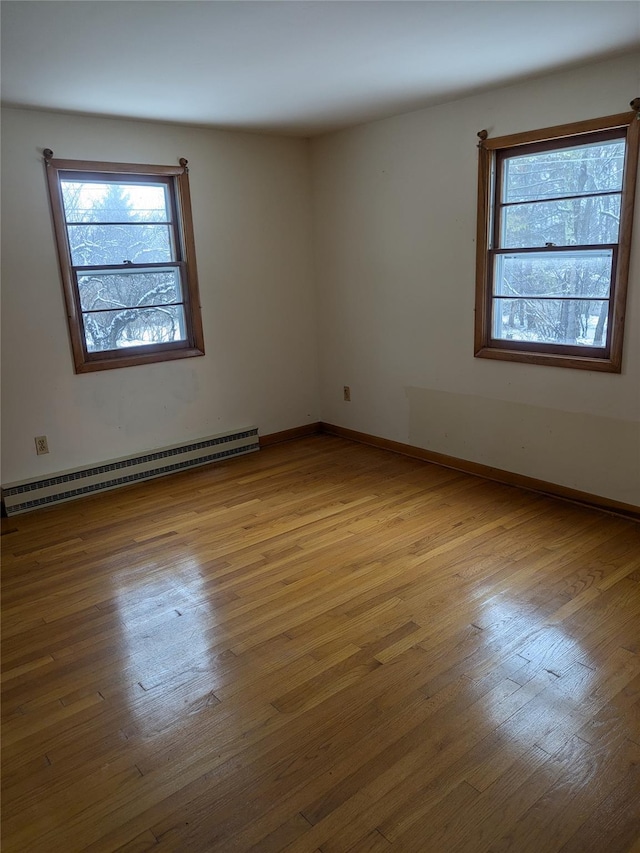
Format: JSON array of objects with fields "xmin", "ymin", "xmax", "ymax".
[
  {"xmin": 3, "ymin": 53, "xmax": 640, "ymax": 506},
  {"xmin": 311, "ymin": 52, "xmax": 640, "ymax": 505},
  {"xmin": 1, "ymin": 108, "xmax": 319, "ymax": 484}
]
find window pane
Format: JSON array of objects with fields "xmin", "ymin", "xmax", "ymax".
[
  {"xmin": 82, "ymin": 305, "xmax": 187, "ymax": 352},
  {"xmin": 61, "ymin": 181, "xmax": 169, "ymax": 223},
  {"xmin": 494, "ymin": 250, "xmax": 613, "ymax": 299},
  {"xmin": 503, "ymin": 139, "xmax": 625, "ymax": 203},
  {"xmin": 77, "ymin": 268, "xmax": 182, "ymax": 312},
  {"xmin": 492, "ymin": 298, "xmax": 609, "ymax": 346},
  {"xmin": 501, "ymin": 194, "xmax": 621, "ymax": 248},
  {"xmin": 68, "ymin": 223, "xmax": 172, "ymax": 266}
]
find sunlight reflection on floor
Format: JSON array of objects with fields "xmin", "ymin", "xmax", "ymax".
[{"xmin": 113, "ymin": 557, "xmax": 227, "ymax": 737}]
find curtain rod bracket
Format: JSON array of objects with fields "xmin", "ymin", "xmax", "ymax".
[{"xmin": 477, "ymin": 130, "xmax": 488, "ymax": 148}]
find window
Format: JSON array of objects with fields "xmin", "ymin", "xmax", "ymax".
[
  {"xmin": 44, "ymin": 153, "xmax": 205, "ymax": 373},
  {"xmin": 475, "ymin": 109, "xmax": 639, "ymax": 372}
]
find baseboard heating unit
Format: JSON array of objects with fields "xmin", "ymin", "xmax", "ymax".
[{"xmin": 2, "ymin": 427, "xmax": 259, "ymax": 516}]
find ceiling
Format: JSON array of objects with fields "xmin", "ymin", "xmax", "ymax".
[{"xmin": 1, "ymin": 1, "xmax": 639, "ymax": 137}]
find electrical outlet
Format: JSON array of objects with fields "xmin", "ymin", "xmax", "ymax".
[
  {"xmin": 35, "ymin": 436, "xmax": 49, "ymax": 455},
  {"xmin": 343, "ymin": 386, "xmax": 351, "ymax": 402}
]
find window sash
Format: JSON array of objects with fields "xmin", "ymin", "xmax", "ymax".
[
  {"xmin": 45, "ymin": 157, "xmax": 205, "ymax": 372},
  {"xmin": 474, "ymin": 111, "xmax": 638, "ymax": 372},
  {"xmin": 492, "ymin": 129, "xmax": 626, "ymax": 252},
  {"xmin": 489, "ymin": 133, "xmax": 622, "ymax": 351},
  {"xmin": 73, "ymin": 263, "xmax": 189, "ymax": 354}
]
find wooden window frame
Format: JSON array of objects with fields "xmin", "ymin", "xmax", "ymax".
[
  {"xmin": 475, "ymin": 111, "xmax": 639, "ymax": 372},
  {"xmin": 44, "ymin": 154, "xmax": 205, "ymax": 373}
]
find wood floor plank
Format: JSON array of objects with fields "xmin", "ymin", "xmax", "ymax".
[
  {"xmin": 484, "ymin": 737, "xmax": 640, "ymax": 853},
  {"xmin": 2, "ymin": 435, "xmax": 639, "ymax": 852}
]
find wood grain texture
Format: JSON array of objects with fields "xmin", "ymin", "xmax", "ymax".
[
  {"xmin": 611, "ymin": 107, "xmax": 640, "ymax": 372},
  {"xmin": 480, "ymin": 111, "xmax": 635, "ymax": 150},
  {"xmin": 320, "ymin": 422, "xmax": 640, "ymax": 521},
  {"xmin": 2, "ymin": 435, "xmax": 639, "ymax": 852}
]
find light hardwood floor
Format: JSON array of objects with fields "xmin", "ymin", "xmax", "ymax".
[{"xmin": 2, "ymin": 435, "xmax": 639, "ymax": 852}]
